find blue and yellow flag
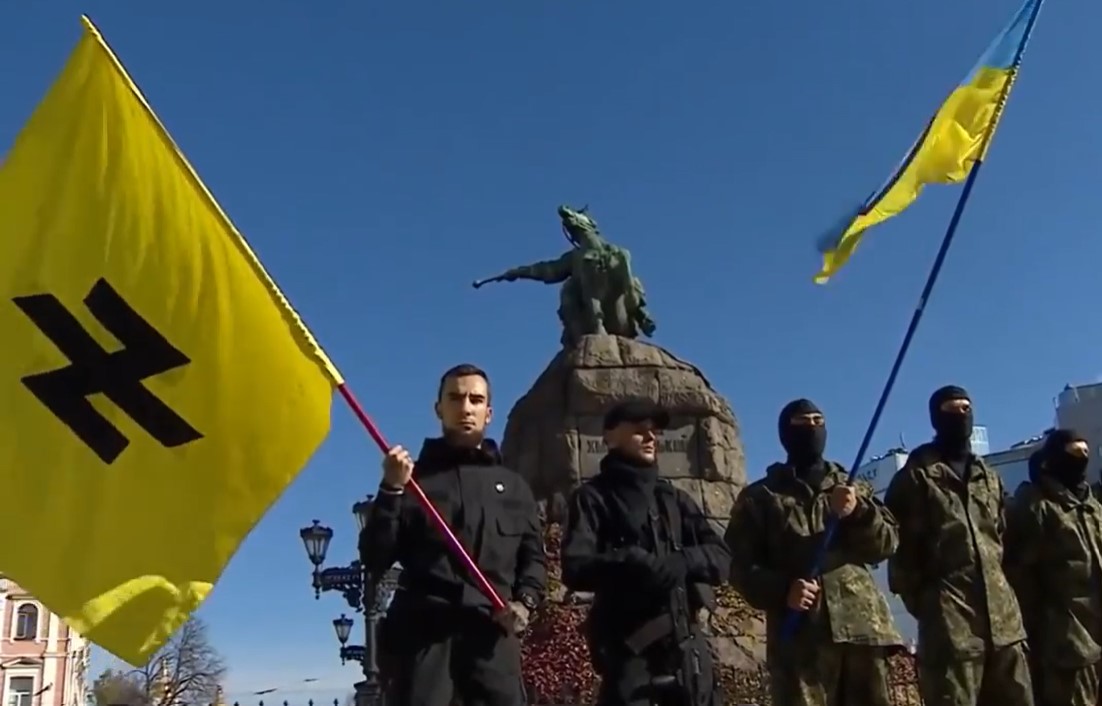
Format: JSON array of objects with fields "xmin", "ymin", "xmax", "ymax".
[
  {"xmin": 0, "ymin": 17, "xmax": 343, "ymax": 664},
  {"xmin": 815, "ymin": 0, "xmax": 1043, "ymax": 284}
]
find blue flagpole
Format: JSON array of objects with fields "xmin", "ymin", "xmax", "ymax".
[
  {"xmin": 779, "ymin": 158, "xmax": 985, "ymax": 639},
  {"xmin": 779, "ymin": 0, "xmax": 1045, "ymax": 641}
]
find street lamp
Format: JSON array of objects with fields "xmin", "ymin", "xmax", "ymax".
[
  {"xmin": 333, "ymin": 614, "xmax": 354, "ymax": 644},
  {"xmin": 334, "ymin": 614, "xmax": 366, "ymax": 665},
  {"xmin": 300, "ymin": 497, "xmax": 401, "ymax": 706},
  {"xmin": 299, "ymin": 515, "xmax": 364, "ymax": 609},
  {"xmin": 300, "ymin": 520, "xmax": 333, "ymax": 567}
]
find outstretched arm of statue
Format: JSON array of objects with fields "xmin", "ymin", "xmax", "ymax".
[{"xmin": 472, "ymin": 254, "xmax": 572, "ymax": 288}]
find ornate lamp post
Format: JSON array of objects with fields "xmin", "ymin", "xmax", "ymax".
[{"xmin": 300, "ymin": 497, "xmax": 401, "ymax": 706}]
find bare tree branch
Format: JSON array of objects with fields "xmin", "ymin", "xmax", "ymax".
[{"xmin": 92, "ymin": 617, "xmax": 227, "ymax": 706}]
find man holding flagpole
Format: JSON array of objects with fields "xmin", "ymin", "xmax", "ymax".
[
  {"xmin": 728, "ymin": 399, "xmax": 903, "ymax": 706},
  {"xmin": 360, "ymin": 363, "xmax": 546, "ymax": 706},
  {"xmin": 782, "ymin": 0, "xmax": 1048, "ymax": 698}
]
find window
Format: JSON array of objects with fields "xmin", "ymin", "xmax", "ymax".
[
  {"xmin": 14, "ymin": 604, "xmax": 39, "ymax": 640},
  {"xmin": 7, "ymin": 677, "xmax": 34, "ymax": 706}
]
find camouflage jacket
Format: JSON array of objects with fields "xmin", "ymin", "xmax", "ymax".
[
  {"xmin": 725, "ymin": 462, "xmax": 903, "ymax": 658},
  {"xmin": 1004, "ymin": 475, "xmax": 1102, "ymax": 669},
  {"xmin": 883, "ymin": 443, "xmax": 1026, "ymax": 658}
]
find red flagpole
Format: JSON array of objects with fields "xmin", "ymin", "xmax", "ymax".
[{"xmin": 336, "ymin": 383, "xmax": 507, "ymax": 611}]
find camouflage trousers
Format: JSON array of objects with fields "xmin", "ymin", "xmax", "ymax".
[
  {"xmin": 768, "ymin": 643, "xmax": 894, "ymax": 706},
  {"xmin": 1031, "ymin": 660, "xmax": 1101, "ymax": 706},
  {"xmin": 918, "ymin": 641, "xmax": 1034, "ymax": 706}
]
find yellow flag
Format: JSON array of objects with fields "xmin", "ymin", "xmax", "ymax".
[
  {"xmin": 813, "ymin": 0, "xmax": 1042, "ymax": 283},
  {"xmin": 0, "ymin": 17, "xmax": 343, "ymax": 665}
]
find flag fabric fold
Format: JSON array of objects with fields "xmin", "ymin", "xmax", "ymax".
[
  {"xmin": 0, "ymin": 16, "xmax": 342, "ymax": 664},
  {"xmin": 814, "ymin": 0, "xmax": 1042, "ymax": 284}
]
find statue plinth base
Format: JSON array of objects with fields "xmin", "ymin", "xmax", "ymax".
[{"xmin": 501, "ymin": 334, "xmax": 747, "ymax": 527}]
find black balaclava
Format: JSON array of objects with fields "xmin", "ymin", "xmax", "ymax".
[
  {"xmin": 598, "ymin": 447, "xmax": 659, "ymax": 546},
  {"xmin": 929, "ymin": 385, "xmax": 973, "ymax": 459},
  {"xmin": 779, "ymin": 398, "xmax": 827, "ymax": 485},
  {"xmin": 1040, "ymin": 428, "xmax": 1090, "ymax": 492}
]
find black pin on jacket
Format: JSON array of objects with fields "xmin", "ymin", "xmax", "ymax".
[{"xmin": 359, "ymin": 437, "xmax": 547, "ymax": 613}]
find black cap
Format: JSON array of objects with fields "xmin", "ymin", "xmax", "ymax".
[{"xmin": 602, "ymin": 398, "xmax": 670, "ymax": 431}]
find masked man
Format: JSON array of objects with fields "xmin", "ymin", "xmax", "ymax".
[
  {"xmin": 1005, "ymin": 429, "xmax": 1102, "ymax": 706},
  {"xmin": 726, "ymin": 398, "xmax": 903, "ymax": 706}
]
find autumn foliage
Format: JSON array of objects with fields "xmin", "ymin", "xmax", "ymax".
[
  {"xmin": 520, "ymin": 523, "xmax": 599, "ymax": 703},
  {"xmin": 520, "ymin": 523, "xmax": 923, "ymax": 705}
]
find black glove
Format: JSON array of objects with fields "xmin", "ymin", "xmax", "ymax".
[
  {"xmin": 615, "ymin": 548, "xmax": 688, "ymax": 591},
  {"xmin": 616, "ymin": 546, "xmax": 652, "ymax": 574},
  {"xmin": 646, "ymin": 552, "xmax": 689, "ymax": 592}
]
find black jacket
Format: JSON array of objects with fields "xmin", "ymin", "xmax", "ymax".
[
  {"xmin": 359, "ymin": 437, "xmax": 547, "ymax": 613},
  {"xmin": 560, "ymin": 455, "xmax": 730, "ymax": 641}
]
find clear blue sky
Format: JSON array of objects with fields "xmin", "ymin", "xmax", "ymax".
[{"xmin": 3, "ymin": 0, "xmax": 1098, "ymax": 701}]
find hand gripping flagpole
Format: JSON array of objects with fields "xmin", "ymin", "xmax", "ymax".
[
  {"xmin": 779, "ymin": 0, "xmax": 1044, "ymax": 641},
  {"xmin": 336, "ymin": 384, "xmax": 507, "ymax": 612}
]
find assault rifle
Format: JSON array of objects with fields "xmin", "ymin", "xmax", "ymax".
[{"xmin": 624, "ymin": 497, "xmax": 704, "ymax": 706}]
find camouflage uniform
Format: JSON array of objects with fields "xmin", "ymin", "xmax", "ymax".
[
  {"xmin": 726, "ymin": 462, "xmax": 903, "ymax": 706},
  {"xmin": 884, "ymin": 443, "xmax": 1033, "ymax": 706},
  {"xmin": 1005, "ymin": 472, "xmax": 1102, "ymax": 706}
]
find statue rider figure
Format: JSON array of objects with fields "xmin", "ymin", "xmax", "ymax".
[{"xmin": 473, "ymin": 205, "xmax": 657, "ymax": 348}]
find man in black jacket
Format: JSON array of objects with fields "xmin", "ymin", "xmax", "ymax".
[
  {"xmin": 360, "ymin": 363, "xmax": 547, "ymax": 706},
  {"xmin": 561, "ymin": 399, "xmax": 730, "ymax": 706}
]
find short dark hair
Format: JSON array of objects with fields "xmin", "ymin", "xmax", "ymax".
[{"xmin": 437, "ymin": 363, "xmax": 491, "ymax": 402}]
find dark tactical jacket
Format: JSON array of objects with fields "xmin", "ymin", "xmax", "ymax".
[
  {"xmin": 884, "ymin": 443, "xmax": 1026, "ymax": 658},
  {"xmin": 1005, "ymin": 474, "xmax": 1102, "ymax": 669},
  {"xmin": 725, "ymin": 462, "xmax": 902, "ymax": 660},
  {"xmin": 359, "ymin": 437, "xmax": 547, "ymax": 613},
  {"xmin": 561, "ymin": 472, "xmax": 730, "ymax": 646}
]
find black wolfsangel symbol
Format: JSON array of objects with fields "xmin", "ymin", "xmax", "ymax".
[{"xmin": 13, "ymin": 278, "xmax": 203, "ymax": 464}]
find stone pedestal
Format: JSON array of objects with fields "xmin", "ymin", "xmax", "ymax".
[
  {"xmin": 501, "ymin": 334, "xmax": 746, "ymax": 528},
  {"xmin": 503, "ymin": 335, "xmax": 767, "ymax": 695}
]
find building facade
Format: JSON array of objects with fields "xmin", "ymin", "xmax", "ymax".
[
  {"xmin": 0, "ymin": 577, "xmax": 89, "ymax": 706},
  {"xmin": 983, "ymin": 436, "xmax": 1043, "ymax": 495},
  {"xmin": 1055, "ymin": 383, "xmax": 1102, "ymax": 484}
]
